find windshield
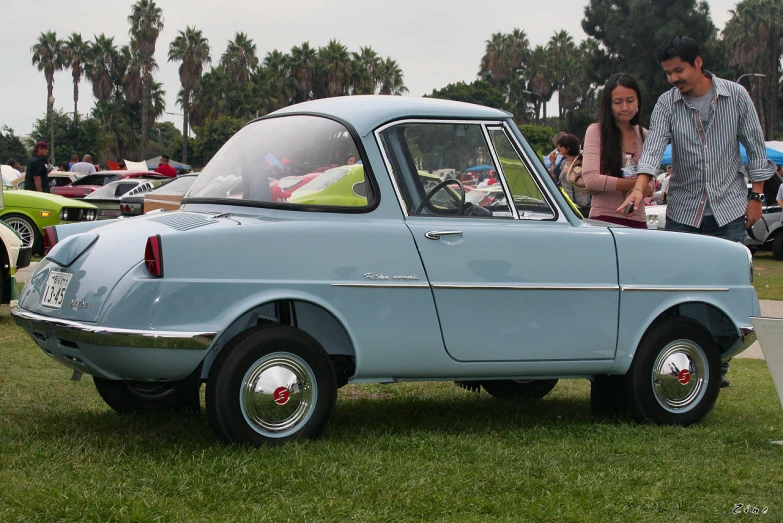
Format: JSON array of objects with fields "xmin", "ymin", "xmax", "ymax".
[
  {"xmin": 188, "ymin": 115, "xmax": 372, "ymax": 208},
  {"xmin": 151, "ymin": 175, "xmax": 197, "ymax": 195}
]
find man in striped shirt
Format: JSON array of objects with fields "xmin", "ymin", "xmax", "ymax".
[{"xmin": 620, "ymin": 35, "xmax": 776, "ymax": 387}]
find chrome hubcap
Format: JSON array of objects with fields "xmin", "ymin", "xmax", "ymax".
[
  {"xmin": 3, "ymin": 218, "xmax": 33, "ymax": 247},
  {"xmin": 240, "ymin": 352, "xmax": 316, "ymax": 437},
  {"xmin": 652, "ymin": 340, "xmax": 708, "ymax": 413}
]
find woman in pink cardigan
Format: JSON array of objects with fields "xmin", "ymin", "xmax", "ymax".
[{"xmin": 582, "ymin": 73, "xmax": 655, "ymax": 228}]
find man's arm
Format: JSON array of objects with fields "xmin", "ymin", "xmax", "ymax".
[
  {"xmin": 618, "ymin": 93, "xmax": 672, "ymax": 212},
  {"xmin": 737, "ymin": 86, "xmax": 775, "ymax": 227}
]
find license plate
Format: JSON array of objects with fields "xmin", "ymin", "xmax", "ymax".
[{"xmin": 41, "ymin": 271, "xmax": 72, "ymax": 309}]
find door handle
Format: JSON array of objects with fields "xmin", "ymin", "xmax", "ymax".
[{"xmin": 425, "ymin": 230, "xmax": 463, "ymax": 240}]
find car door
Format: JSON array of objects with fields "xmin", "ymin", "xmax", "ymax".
[{"xmin": 378, "ymin": 121, "xmax": 619, "ymax": 362}]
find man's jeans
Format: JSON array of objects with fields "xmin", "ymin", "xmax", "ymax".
[
  {"xmin": 664, "ymin": 215, "xmax": 746, "ymax": 243},
  {"xmin": 665, "ymin": 214, "xmax": 746, "ymax": 375}
]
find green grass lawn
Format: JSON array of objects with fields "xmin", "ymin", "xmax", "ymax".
[
  {"xmin": 752, "ymin": 250, "xmax": 783, "ymax": 300},
  {"xmin": 1, "ymin": 306, "xmax": 781, "ymax": 522}
]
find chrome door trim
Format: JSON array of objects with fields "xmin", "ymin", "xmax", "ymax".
[
  {"xmin": 621, "ymin": 286, "xmax": 730, "ymax": 292},
  {"xmin": 432, "ymin": 284, "xmax": 620, "ymax": 291},
  {"xmin": 331, "ymin": 283, "xmax": 431, "ymax": 288},
  {"xmin": 479, "ymin": 125, "xmax": 520, "ymax": 220},
  {"xmin": 425, "ymin": 230, "xmax": 463, "ymax": 240}
]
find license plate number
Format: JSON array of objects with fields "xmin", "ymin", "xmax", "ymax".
[{"xmin": 41, "ymin": 271, "xmax": 72, "ymax": 309}]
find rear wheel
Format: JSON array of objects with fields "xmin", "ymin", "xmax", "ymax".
[
  {"xmin": 206, "ymin": 325, "xmax": 337, "ymax": 446},
  {"xmin": 629, "ymin": 317, "xmax": 720, "ymax": 425},
  {"xmin": 481, "ymin": 379, "xmax": 558, "ymax": 400},
  {"xmin": 93, "ymin": 367, "xmax": 201, "ymax": 413},
  {"xmin": 1, "ymin": 213, "xmax": 41, "ymax": 254}
]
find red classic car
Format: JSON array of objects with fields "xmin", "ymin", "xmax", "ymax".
[{"xmin": 52, "ymin": 171, "xmax": 166, "ymax": 198}]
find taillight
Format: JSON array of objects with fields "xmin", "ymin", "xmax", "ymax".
[
  {"xmin": 144, "ymin": 235, "xmax": 164, "ymax": 277},
  {"xmin": 43, "ymin": 226, "xmax": 59, "ymax": 255}
]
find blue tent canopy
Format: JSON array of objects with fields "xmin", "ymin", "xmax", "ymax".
[
  {"xmin": 660, "ymin": 143, "xmax": 783, "ymax": 166},
  {"xmin": 466, "ymin": 164, "xmax": 494, "ymax": 172}
]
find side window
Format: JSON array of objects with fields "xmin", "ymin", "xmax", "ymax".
[
  {"xmin": 378, "ymin": 122, "xmax": 513, "ymax": 218},
  {"xmin": 488, "ymin": 128, "xmax": 555, "ymax": 220}
]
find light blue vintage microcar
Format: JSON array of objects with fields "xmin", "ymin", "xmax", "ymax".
[{"xmin": 13, "ymin": 96, "xmax": 759, "ymax": 446}]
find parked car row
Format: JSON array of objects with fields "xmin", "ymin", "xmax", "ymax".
[{"xmin": 13, "ymin": 96, "xmax": 759, "ymax": 448}]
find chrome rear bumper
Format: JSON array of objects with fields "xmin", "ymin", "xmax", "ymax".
[
  {"xmin": 12, "ymin": 308, "xmax": 216, "ymax": 350},
  {"xmin": 723, "ymin": 325, "xmax": 756, "ymax": 362}
]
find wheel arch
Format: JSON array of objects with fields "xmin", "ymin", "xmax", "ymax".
[
  {"xmin": 612, "ymin": 299, "xmax": 743, "ymax": 375},
  {"xmin": 201, "ymin": 293, "xmax": 357, "ymax": 384}
]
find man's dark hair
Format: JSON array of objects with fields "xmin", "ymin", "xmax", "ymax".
[
  {"xmin": 7, "ymin": 158, "xmax": 16, "ymax": 167},
  {"xmin": 556, "ymin": 134, "xmax": 581, "ymax": 157},
  {"xmin": 161, "ymin": 154, "xmax": 170, "ymax": 161},
  {"xmin": 655, "ymin": 35, "xmax": 702, "ymax": 69}
]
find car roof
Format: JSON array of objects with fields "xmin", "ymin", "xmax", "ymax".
[{"xmin": 268, "ymin": 96, "xmax": 512, "ymax": 136}]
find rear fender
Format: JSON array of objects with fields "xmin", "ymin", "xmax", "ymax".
[{"xmin": 48, "ymin": 219, "xmax": 115, "ymax": 242}]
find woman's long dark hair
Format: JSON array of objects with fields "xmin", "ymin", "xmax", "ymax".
[{"xmin": 599, "ymin": 73, "xmax": 642, "ymax": 178}]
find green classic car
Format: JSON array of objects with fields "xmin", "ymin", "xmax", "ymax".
[{"xmin": 1, "ymin": 173, "xmax": 98, "ymax": 254}]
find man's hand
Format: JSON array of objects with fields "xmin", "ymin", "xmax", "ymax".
[
  {"xmin": 745, "ymin": 199, "xmax": 763, "ymax": 228},
  {"xmin": 616, "ymin": 187, "xmax": 646, "ymax": 214},
  {"xmin": 548, "ymin": 151, "xmax": 557, "ymax": 164}
]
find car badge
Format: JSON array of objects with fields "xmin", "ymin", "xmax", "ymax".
[
  {"xmin": 273, "ymin": 387, "xmax": 291, "ymax": 405},
  {"xmin": 678, "ymin": 369, "xmax": 691, "ymax": 385}
]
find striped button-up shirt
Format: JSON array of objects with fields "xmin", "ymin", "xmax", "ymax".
[{"xmin": 637, "ymin": 73, "xmax": 775, "ymax": 227}]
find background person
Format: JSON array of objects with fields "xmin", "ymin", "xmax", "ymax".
[
  {"xmin": 71, "ymin": 154, "xmax": 97, "ymax": 174},
  {"xmin": 581, "ymin": 73, "xmax": 654, "ymax": 228},
  {"xmin": 547, "ymin": 131, "xmax": 567, "ymax": 183},
  {"xmin": 557, "ymin": 133, "xmax": 591, "ymax": 217},
  {"xmin": 6, "ymin": 159, "xmax": 21, "ymax": 178},
  {"xmin": 154, "ymin": 155, "xmax": 177, "ymax": 178},
  {"xmin": 24, "ymin": 141, "xmax": 51, "ymax": 192}
]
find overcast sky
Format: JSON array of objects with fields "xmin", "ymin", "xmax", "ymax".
[{"xmin": 3, "ymin": 0, "xmax": 739, "ymax": 138}]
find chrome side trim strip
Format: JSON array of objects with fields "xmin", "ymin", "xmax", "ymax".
[
  {"xmin": 432, "ymin": 284, "xmax": 619, "ymax": 291},
  {"xmin": 331, "ymin": 283, "xmax": 430, "ymax": 288},
  {"xmin": 11, "ymin": 308, "xmax": 216, "ymax": 350},
  {"xmin": 621, "ymin": 286, "xmax": 730, "ymax": 292}
]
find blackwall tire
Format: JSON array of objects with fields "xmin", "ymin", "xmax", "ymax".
[
  {"xmin": 773, "ymin": 233, "xmax": 783, "ymax": 260},
  {"xmin": 629, "ymin": 317, "xmax": 720, "ymax": 426},
  {"xmin": 93, "ymin": 367, "xmax": 202, "ymax": 414},
  {"xmin": 481, "ymin": 379, "xmax": 559, "ymax": 400},
  {"xmin": 206, "ymin": 325, "xmax": 337, "ymax": 446}
]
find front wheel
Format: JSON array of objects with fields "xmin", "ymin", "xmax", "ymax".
[
  {"xmin": 629, "ymin": 317, "xmax": 720, "ymax": 426},
  {"xmin": 93, "ymin": 367, "xmax": 202, "ymax": 413},
  {"xmin": 206, "ymin": 325, "xmax": 337, "ymax": 446},
  {"xmin": 481, "ymin": 379, "xmax": 558, "ymax": 400},
  {"xmin": 1, "ymin": 213, "xmax": 41, "ymax": 254}
]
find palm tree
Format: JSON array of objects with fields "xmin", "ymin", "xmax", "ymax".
[
  {"xmin": 352, "ymin": 46, "xmax": 380, "ymax": 95},
  {"xmin": 127, "ymin": 0, "xmax": 164, "ymax": 160},
  {"xmin": 220, "ymin": 32, "xmax": 258, "ymax": 85},
  {"xmin": 86, "ymin": 33, "xmax": 118, "ymax": 103},
  {"xmin": 480, "ymin": 32, "xmax": 508, "ymax": 90},
  {"xmin": 548, "ymin": 30, "xmax": 577, "ymax": 122},
  {"xmin": 722, "ymin": 0, "xmax": 783, "ymax": 138},
  {"xmin": 377, "ymin": 58, "xmax": 408, "ymax": 95},
  {"xmin": 31, "ymin": 31, "xmax": 65, "ymax": 161},
  {"xmin": 169, "ymin": 26, "xmax": 211, "ymax": 163},
  {"xmin": 290, "ymin": 42, "xmax": 317, "ymax": 102},
  {"xmin": 526, "ymin": 45, "xmax": 555, "ymax": 123},
  {"xmin": 315, "ymin": 40, "xmax": 351, "ymax": 98},
  {"xmin": 64, "ymin": 33, "xmax": 90, "ymax": 119}
]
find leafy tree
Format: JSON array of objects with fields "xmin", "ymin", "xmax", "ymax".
[
  {"xmin": 427, "ymin": 80, "xmax": 506, "ymax": 110},
  {"xmin": 377, "ymin": 58, "xmax": 408, "ymax": 95},
  {"xmin": 722, "ymin": 0, "xmax": 783, "ymax": 139},
  {"xmin": 0, "ymin": 127, "xmax": 27, "ymax": 165},
  {"xmin": 191, "ymin": 115, "xmax": 245, "ymax": 165},
  {"xmin": 221, "ymin": 32, "xmax": 258, "ymax": 85},
  {"xmin": 351, "ymin": 46, "xmax": 380, "ymax": 95},
  {"xmin": 518, "ymin": 124, "xmax": 555, "ymax": 159},
  {"xmin": 127, "ymin": 0, "xmax": 164, "ymax": 159},
  {"xmin": 582, "ymin": 0, "xmax": 722, "ymax": 123},
  {"xmin": 524, "ymin": 45, "xmax": 555, "ymax": 122},
  {"xmin": 86, "ymin": 33, "xmax": 118, "ymax": 102},
  {"xmin": 30, "ymin": 109, "xmax": 105, "ymax": 165},
  {"xmin": 31, "ymin": 30, "xmax": 66, "ymax": 162},
  {"xmin": 169, "ymin": 26, "xmax": 211, "ymax": 164},
  {"xmin": 290, "ymin": 42, "xmax": 318, "ymax": 101}
]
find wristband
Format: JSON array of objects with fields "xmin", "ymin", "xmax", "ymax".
[{"xmin": 630, "ymin": 187, "xmax": 643, "ymax": 196}]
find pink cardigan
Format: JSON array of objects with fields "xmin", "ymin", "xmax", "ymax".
[{"xmin": 582, "ymin": 123, "xmax": 655, "ymax": 224}]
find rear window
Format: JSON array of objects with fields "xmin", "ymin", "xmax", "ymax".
[
  {"xmin": 188, "ymin": 115, "xmax": 373, "ymax": 208},
  {"xmin": 73, "ymin": 174, "xmax": 121, "ymax": 186},
  {"xmin": 151, "ymin": 176, "xmax": 197, "ymax": 195}
]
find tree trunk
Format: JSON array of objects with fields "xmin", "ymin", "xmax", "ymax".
[
  {"xmin": 47, "ymin": 82, "xmax": 54, "ymax": 163},
  {"xmin": 141, "ymin": 63, "xmax": 149, "ymax": 161},
  {"xmin": 73, "ymin": 80, "xmax": 79, "ymax": 120},
  {"xmin": 182, "ymin": 89, "xmax": 189, "ymax": 165}
]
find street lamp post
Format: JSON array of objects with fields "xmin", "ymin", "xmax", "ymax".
[{"xmin": 166, "ymin": 111, "xmax": 187, "ymax": 138}]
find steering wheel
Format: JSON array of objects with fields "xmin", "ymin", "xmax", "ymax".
[{"xmin": 414, "ymin": 178, "xmax": 466, "ymax": 215}]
